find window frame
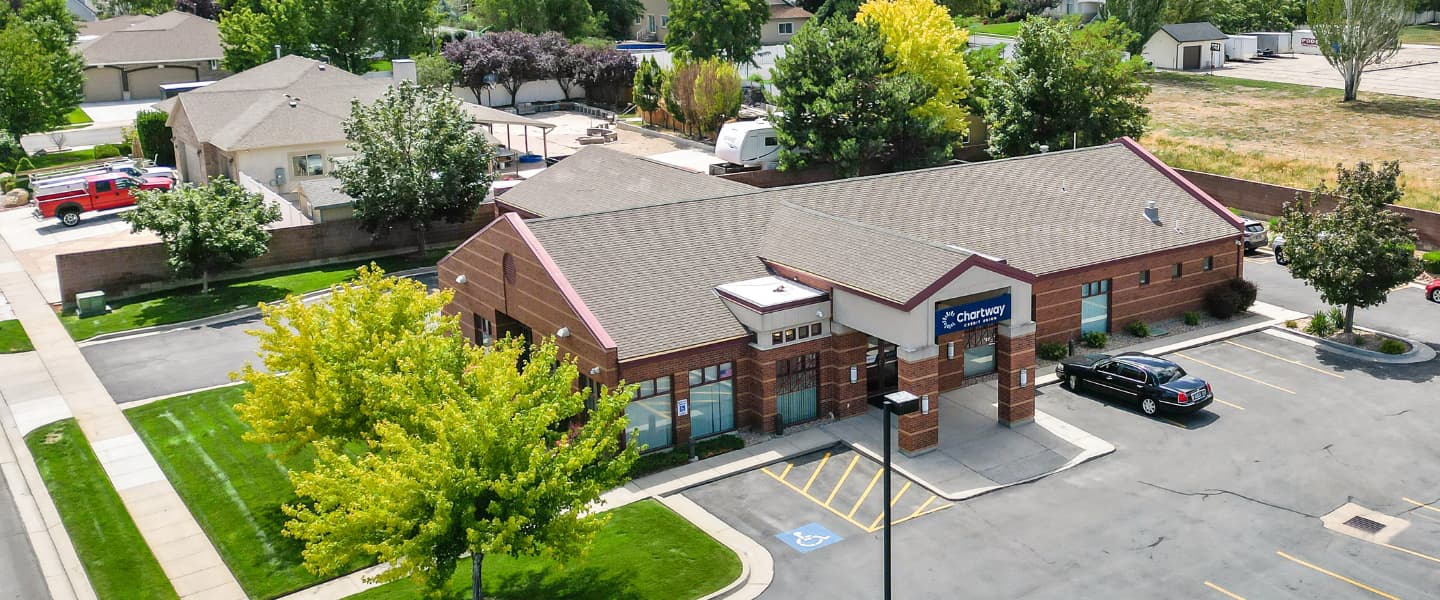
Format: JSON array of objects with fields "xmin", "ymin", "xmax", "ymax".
[
  {"xmin": 1203, "ymin": 256, "xmax": 1214, "ymax": 271},
  {"xmin": 1139, "ymin": 269, "xmax": 1150, "ymax": 286},
  {"xmin": 289, "ymin": 151, "xmax": 326, "ymax": 179},
  {"xmin": 1172, "ymin": 263, "xmax": 1183, "ymax": 279},
  {"xmin": 778, "ymin": 22, "xmax": 794, "ymax": 34}
]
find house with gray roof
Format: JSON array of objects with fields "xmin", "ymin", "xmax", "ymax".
[
  {"xmin": 1143, "ymin": 22, "xmax": 1229, "ymax": 70},
  {"xmin": 439, "ymin": 138, "xmax": 1245, "ymax": 455},
  {"xmin": 76, "ymin": 10, "xmax": 226, "ymax": 102}
]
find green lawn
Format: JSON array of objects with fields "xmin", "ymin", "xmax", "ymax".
[
  {"xmin": 969, "ymin": 21, "xmax": 1020, "ymax": 37},
  {"xmin": 25, "ymin": 419, "xmax": 178, "ymax": 600},
  {"xmin": 127, "ymin": 385, "xmax": 369, "ymax": 599},
  {"xmin": 1402, "ymin": 24, "xmax": 1440, "ymax": 46},
  {"xmin": 349, "ymin": 500, "xmax": 741, "ymax": 600},
  {"xmin": 61, "ymin": 250, "xmax": 446, "ymax": 341},
  {"xmin": 0, "ymin": 319, "xmax": 34, "ymax": 353},
  {"xmin": 368, "ymin": 59, "xmax": 393, "ymax": 72},
  {"xmin": 64, "ymin": 108, "xmax": 94, "ymax": 126},
  {"xmin": 12, "ymin": 144, "xmax": 131, "ymax": 173}
]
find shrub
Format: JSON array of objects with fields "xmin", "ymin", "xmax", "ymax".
[
  {"xmin": 1284, "ymin": 319, "xmax": 1298, "ymax": 329},
  {"xmin": 1268, "ymin": 217, "xmax": 1281, "ymax": 234},
  {"xmin": 1326, "ymin": 306, "xmax": 1346, "ymax": 331},
  {"xmin": 0, "ymin": 131, "xmax": 22, "ymax": 167},
  {"xmin": 628, "ymin": 433, "xmax": 745, "ymax": 478},
  {"xmin": 1423, "ymin": 251, "xmax": 1440, "ymax": 275},
  {"xmin": 1037, "ymin": 341, "xmax": 1068, "ymax": 361},
  {"xmin": 1125, "ymin": 320, "xmax": 1149, "ymax": 337},
  {"xmin": 1081, "ymin": 331, "xmax": 1108, "ymax": 348},
  {"xmin": 93, "ymin": 144, "xmax": 120, "ymax": 159},
  {"xmin": 1183, "ymin": 311, "xmax": 1202, "ymax": 326},
  {"xmin": 134, "ymin": 110, "xmax": 175, "ymax": 167},
  {"xmin": 1379, "ymin": 338, "xmax": 1407, "ymax": 355},
  {"xmin": 1205, "ymin": 278, "xmax": 1259, "ymax": 319},
  {"xmin": 1305, "ymin": 311, "xmax": 1336, "ymax": 337},
  {"xmin": 1352, "ymin": 333, "xmax": 1368, "ymax": 346}
]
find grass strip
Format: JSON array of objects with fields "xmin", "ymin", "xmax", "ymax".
[{"xmin": 0, "ymin": 319, "xmax": 34, "ymax": 353}]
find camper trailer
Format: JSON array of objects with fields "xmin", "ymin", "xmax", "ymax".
[{"xmin": 715, "ymin": 120, "xmax": 781, "ymax": 170}]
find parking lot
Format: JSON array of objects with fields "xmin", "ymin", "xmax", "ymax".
[
  {"xmin": 683, "ymin": 331, "xmax": 1440, "ymax": 599},
  {"xmin": 1217, "ymin": 46, "xmax": 1440, "ymax": 100}
]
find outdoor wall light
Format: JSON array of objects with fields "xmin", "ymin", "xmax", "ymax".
[
  {"xmin": 556, "ymin": 327, "xmax": 570, "ymax": 338},
  {"xmin": 921, "ymin": 394, "xmax": 930, "ymax": 415},
  {"xmin": 455, "ymin": 274, "xmax": 468, "ymax": 284},
  {"xmin": 1020, "ymin": 368, "xmax": 1028, "ymax": 387},
  {"xmin": 849, "ymin": 366, "xmax": 858, "ymax": 384},
  {"xmin": 816, "ymin": 309, "xmax": 825, "ymax": 318},
  {"xmin": 589, "ymin": 366, "xmax": 601, "ymax": 375},
  {"xmin": 947, "ymin": 342, "xmax": 955, "ymax": 360}
]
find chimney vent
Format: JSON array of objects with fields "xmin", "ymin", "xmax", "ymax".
[{"xmin": 1144, "ymin": 200, "xmax": 1161, "ymax": 224}]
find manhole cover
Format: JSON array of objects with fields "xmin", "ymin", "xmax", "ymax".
[{"xmin": 1344, "ymin": 515, "xmax": 1386, "ymax": 534}]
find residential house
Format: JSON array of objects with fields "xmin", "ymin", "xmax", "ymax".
[
  {"xmin": 1143, "ymin": 23, "xmax": 1228, "ymax": 70},
  {"xmin": 1044, "ymin": 0, "xmax": 1105, "ymax": 21},
  {"xmin": 632, "ymin": 0, "xmax": 812, "ymax": 45},
  {"xmin": 157, "ymin": 55, "xmax": 386, "ymax": 193},
  {"xmin": 77, "ymin": 11, "xmax": 226, "ymax": 102}
]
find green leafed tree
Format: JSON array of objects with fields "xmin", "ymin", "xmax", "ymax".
[
  {"xmin": 236, "ymin": 268, "xmax": 639, "ymax": 600},
  {"xmin": 413, "ymin": 53, "xmax": 456, "ymax": 88},
  {"xmin": 1308, "ymin": 0, "xmax": 1410, "ymax": 101},
  {"xmin": 121, "ymin": 177, "xmax": 280, "ymax": 293},
  {"xmin": 335, "ymin": 81, "xmax": 493, "ymax": 254},
  {"xmin": 941, "ymin": 0, "xmax": 1000, "ymax": 17},
  {"xmin": 665, "ymin": 0, "xmax": 770, "ymax": 63},
  {"xmin": 689, "ymin": 58, "xmax": 741, "ymax": 139},
  {"xmin": 218, "ymin": 0, "xmax": 312, "ymax": 72},
  {"xmin": 631, "ymin": 55, "xmax": 664, "ymax": 118},
  {"xmin": 1100, "ymin": 0, "xmax": 1166, "ymax": 53},
  {"xmin": 0, "ymin": 14, "xmax": 83, "ymax": 140},
  {"xmin": 1280, "ymin": 162, "xmax": 1422, "ymax": 335},
  {"xmin": 589, "ymin": 0, "xmax": 644, "ymax": 39},
  {"xmin": 219, "ymin": 0, "xmax": 437, "ymax": 73},
  {"xmin": 986, "ymin": 16, "xmax": 1150, "ymax": 157}
]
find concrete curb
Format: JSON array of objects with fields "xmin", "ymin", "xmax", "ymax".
[
  {"xmin": 79, "ymin": 267, "xmax": 438, "ymax": 347},
  {"xmin": 1034, "ymin": 315, "xmax": 1287, "ymax": 388},
  {"xmin": 1263, "ymin": 326, "xmax": 1436, "ymax": 364},
  {"xmin": 659, "ymin": 495, "xmax": 773, "ymax": 600}
]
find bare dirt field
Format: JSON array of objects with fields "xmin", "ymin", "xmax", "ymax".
[{"xmin": 1142, "ymin": 72, "xmax": 1440, "ymax": 212}]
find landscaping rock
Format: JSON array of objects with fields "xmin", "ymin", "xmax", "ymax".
[{"xmin": 2, "ymin": 188, "xmax": 30, "ymax": 208}]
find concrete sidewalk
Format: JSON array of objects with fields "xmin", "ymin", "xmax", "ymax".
[{"xmin": 0, "ymin": 238, "xmax": 244, "ymax": 600}]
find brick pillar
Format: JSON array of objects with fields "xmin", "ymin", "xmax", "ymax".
[
  {"xmin": 897, "ymin": 347, "xmax": 940, "ymax": 454},
  {"xmin": 831, "ymin": 330, "xmax": 869, "ymax": 420},
  {"xmin": 672, "ymin": 373, "xmax": 692, "ymax": 448},
  {"xmin": 998, "ymin": 321, "xmax": 1037, "ymax": 427}
]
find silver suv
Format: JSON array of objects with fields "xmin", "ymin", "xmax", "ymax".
[{"xmin": 1242, "ymin": 219, "xmax": 1269, "ymax": 251}]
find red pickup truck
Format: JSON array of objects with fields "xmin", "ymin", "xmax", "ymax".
[{"xmin": 32, "ymin": 172, "xmax": 172, "ymax": 227}]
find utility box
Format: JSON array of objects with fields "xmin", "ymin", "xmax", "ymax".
[{"xmin": 75, "ymin": 290, "xmax": 107, "ymax": 317}]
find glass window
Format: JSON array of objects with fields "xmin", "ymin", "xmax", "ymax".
[
  {"xmin": 474, "ymin": 315, "xmax": 493, "ymax": 346},
  {"xmin": 1203, "ymin": 256, "xmax": 1214, "ymax": 271},
  {"xmin": 963, "ymin": 343, "xmax": 995, "ymax": 377},
  {"xmin": 292, "ymin": 153, "xmax": 324, "ymax": 177},
  {"xmin": 785, "ymin": 328, "xmax": 796, "ymax": 342},
  {"xmin": 1139, "ymin": 270, "xmax": 1150, "ymax": 286},
  {"xmin": 1081, "ymin": 279, "xmax": 1110, "ymax": 335},
  {"xmin": 779, "ymin": 22, "xmax": 794, "ymax": 34},
  {"xmin": 1172, "ymin": 263, "xmax": 1182, "ymax": 279},
  {"xmin": 777, "ymin": 353, "xmax": 818, "ymax": 425},
  {"xmin": 772, "ymin": 331, "xmax": 783, "ymax": 344},
  {"xmin": 810, "ymin": 323, "xmax": 821, "ymax": 336},
  {"xmin": 625, "ymin": 376, "xmax": 672, "ymax": 451},
  {"xmin": 1119, "ymin": 364, "xmax": 1147, "ymax": 382},
  {"xmin": 689, "ymin": 369, "xmax": 704, "ymax": 386},
  {"xmin": 764, "ymin": 137, "xmax": 778, "ymax": 147},
  {"xmin": 95, "ymin": 180, "xmax": 112, "ymax": 193},
  {"xmin": 656, "ymin": 377, "xmax": 670, "ymax": 394},
  {"xmin": 719, "ymin": 362, "xmax": 733, "ymax": 379},
  {"xmin": 638, "ymin": 380, "xmax": 654, "ymax": 397},
  {"xmin": 689, "ymin": 363, "xmax": 735, "ymax": 439},
  {"xmin": 797, "ymin": 326, "xmax": 810, "ymax": 339}
]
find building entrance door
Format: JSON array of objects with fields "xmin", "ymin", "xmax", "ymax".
[
  {"xmin": 866, "ymin": 337, "xmax": 898, "ymax": 406},
  {"xmin": 1183, "ymin": 45, "xmax": 1202, "ymax": 69}
]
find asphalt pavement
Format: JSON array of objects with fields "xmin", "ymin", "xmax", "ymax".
[
  {"xmin": 19, "ymin": 127, "xmax": 125, "ymax": 155},
  {"xmin": 1245, "ymin": 251, "xmax": 1440, "ymax": 344},
  {"xmin": 0, "ymin": 474, "xmax": 49, "ymax": 600}
]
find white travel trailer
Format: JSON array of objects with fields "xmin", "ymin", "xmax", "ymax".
[{"xmin": 715, "ymin": 120, "xmax": 781, "ymax": 170}]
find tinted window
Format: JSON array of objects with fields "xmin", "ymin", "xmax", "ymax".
[
  {"xmin": 95, "ymin": 180, "xmax": 112, "ymax": 193},
  {"xmin": 1118, "ymin": 364, "xmax": 1147, "ymax": 382},
  {"xmin": 1097, "ymin": 361, "xmax": 1121, "ymax": 375},
  {"xmin": 1246, "ymin": 223, "xmax": 1265, "ymax": 232},
  {"xmin": 1154, "ymin": 365, "xmax": 1186, "ymax": 383}
]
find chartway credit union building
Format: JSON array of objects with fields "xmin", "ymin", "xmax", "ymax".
[{"xmin": 440, "ymin": 139, "xmax": 1246, "ymax": 454}]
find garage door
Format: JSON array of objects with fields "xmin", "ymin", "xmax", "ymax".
[
  {"xmin": 126, "ymin": 67, "xmax": 198, "ymax": 100},
  {"xmin": 1183, "ymin": 45, "xmax": 1201, "ymax": 70},
  {"xmin": 83, "ymin": 67, "xmax": 123, "ymax": 103}
]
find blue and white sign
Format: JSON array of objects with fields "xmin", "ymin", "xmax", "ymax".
[
  {"xmin": 935, "ymin": 294, "xmax": 1011, "ymax": 335},
  {"xmin": 676, "ymin": 398, "xmax": 689, "ymax": 417},
  {"xmin": 776, "ymin": 523, "xmax": 842, "ymax": 553}
]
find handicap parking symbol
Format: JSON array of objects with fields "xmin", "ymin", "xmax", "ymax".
[{"xmin": 776, "ymin": 523, "xmax": 842, "ymax": 553}]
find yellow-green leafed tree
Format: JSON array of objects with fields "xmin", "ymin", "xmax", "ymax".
[{"xmin": 856, "ymin": 0, "xmax": 972, "ymax": 134}]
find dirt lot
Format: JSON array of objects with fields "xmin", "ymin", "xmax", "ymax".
[{"xmin": 1142, "ymin": 72, "xmax": 1440, "ymax": 212}]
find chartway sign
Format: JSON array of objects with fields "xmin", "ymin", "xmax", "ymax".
[{"xmin": 935, "ymin": 294, "xmax": 1010, "ymax": 334}]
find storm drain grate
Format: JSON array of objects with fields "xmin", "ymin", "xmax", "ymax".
[{"xmin": 1343, "ymin": 515, "xmax": 1387, "ymax": 534}]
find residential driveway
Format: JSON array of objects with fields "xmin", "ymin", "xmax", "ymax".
[
  {"xmin": 685, "ymin": 332, "xmax": 1440, "ymax": 599},
  {"xmin": 0, "ymin": 207, "xmax": 157, "ymax": 305},
  {"xmin": 1215, "ymin": 46, "xmax": 1440, "ymax": 100},
  {"xmin": 1245, "ymin": 250, "xmax": 1440, "ymax": 344}
]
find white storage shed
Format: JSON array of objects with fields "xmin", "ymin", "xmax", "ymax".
[{"xmin": 1142, "ymin": 23, "xmax": 1228, "ymax": 70}]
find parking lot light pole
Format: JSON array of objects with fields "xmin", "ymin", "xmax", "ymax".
[{"xmin": 881, "ymin": 391, "xmax": 920, "ymax": 600}]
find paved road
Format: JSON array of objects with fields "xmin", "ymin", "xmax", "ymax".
[
  {"xmin": 686, "ymin": 331, "xmax": 1440, "ymax": 599},
  {"xmin": 1245, "ymin": 251, "xmax": 1440, "ymax": 344},
  {"xmin": 0, "ymin": 474, "xmax": 49, "ymax": 600},
  {"xmin": 20, "ymin": 126, "xmax": 125, "ymax": 155},
  {"xmin": 83, "ymin": 272, "xmax": 439, "ymax": 403}
]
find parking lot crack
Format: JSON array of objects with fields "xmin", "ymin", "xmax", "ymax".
[
  {"xmin": 1139, "ymin": 481, "xmax": 1319, "ymax": 519},
  {"xmin": 1386, "ymin": 409, "xmax": 1411, "ymax": 417}
]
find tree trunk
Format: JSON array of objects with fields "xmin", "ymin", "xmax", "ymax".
[
  {"xmin": 471, "ymin": 552, "xmax": 483, "ymax": 600},
  {"xmin": 1344, "ymin": 303, "xmax": 1355, "ymax": 336},
  {"xmin": 201, "ymin": 270, "xmax": 210, "ymax": 294},
  {"xmin": 416, "ymin": 225, "xmax": 428, "ymax": 256}
]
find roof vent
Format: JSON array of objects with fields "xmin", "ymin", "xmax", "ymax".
[
  {"xmin": 1144, "ymin": 200, "xmax": 1161, "ymax": 224},
  {"xmin": 773, "ymin": 284, "xmax": 786, "ymax": 293}
]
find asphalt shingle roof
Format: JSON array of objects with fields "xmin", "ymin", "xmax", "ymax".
[
  {"xmin": 298, "ymin": 177, "xmax": 354, "ymax": 208},
  {"xmin": 1160, "ymin": 22, "xmax": 1227, "ymax": 43},
  {"xmin": 512, "ymin": 142, "xmax": 1241, "ymax": 361},
  {"xmin": 77, "ymin": 11, "xmax": 222, "ymax": 66},
  {"xmin": 497, "ymin": 147, "xmax": 755, "ymax": 218}
]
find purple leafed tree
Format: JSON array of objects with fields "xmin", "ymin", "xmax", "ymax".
[
  {"xmin": 538, "ymin": 32, "xmax": 584, "ymax": 100},
  {"xmin": 572, "ymin": 46, "xmax": 638, "ymax": 108}
]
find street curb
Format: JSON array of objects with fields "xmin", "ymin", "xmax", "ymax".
[
  {"xmin": 659, "ymin": 495, "xmax": 773, "ymax": 600},
  {"xmin": 79, "ymin": 267, "xmax": 438, "ymax": 347},
  {"xmin": 1034, "ymin": 316, "xmax": 1286, "ymax": 388},
  {"xmin": 1263, "ymin": 327, "xmax": 1436, "ymax": 364}
]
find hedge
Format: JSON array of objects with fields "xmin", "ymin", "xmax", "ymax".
[{"xmin": 135, "ymin": 110, "xmax": 175, "ymax": 167}]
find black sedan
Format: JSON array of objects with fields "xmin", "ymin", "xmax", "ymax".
[{"xmin": 1056, "ymin": 352, "xmax": 1213, "ymax": 416}]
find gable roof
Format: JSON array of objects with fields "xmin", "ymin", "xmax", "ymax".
[
  {"xmin": 495, "ymin": 147, "xmax": 755, "ymax": 218},
  {"xmin": 485, "ymin": 140, "xmax": 1242, "ymax": 361},
  {"xmin": 1159, "ymin": 22, "xmax": 1227, "ymax": 43},
  {"xmin": 77, "ymin": 11, "xmax": 222, "ymax": 66},
  {"xmin": 162, "ymin": 55, "xmax": 387, "ymax": 152},
  {"xmin": 769, "ymin": 2, "xmax": 813, "ymax": 19}
]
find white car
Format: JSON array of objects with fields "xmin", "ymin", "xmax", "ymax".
[{"xmin": 1271, "ymin": 234, "xmax": 1288, "ymax": 265}]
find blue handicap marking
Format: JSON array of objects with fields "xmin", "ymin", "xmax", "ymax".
[{"xmin": 776, "ymin": 523, "xmax": 842, "ymax": 553}]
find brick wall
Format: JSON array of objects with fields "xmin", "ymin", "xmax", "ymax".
[
  {"xmin": 1033, "ymin": 237, "xmax": 1242, "ymax": 345},
  {"xmin": 1178, "ymin": 169, "xmax": 1440, "ymax": 249},
  {"xmin": 56, "ymin": 206, "xmax": 496, "ymax": 306}
]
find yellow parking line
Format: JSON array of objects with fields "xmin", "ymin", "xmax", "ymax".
[
  {"xmin": 778, "ymin": 463, "xmax": 793, "ymax": 481},
  {"xmin": 847, "ymin": 469, "xmax": 884, "ymax": 518},
  {"xmin": 887, "ymin": 501, "xmax": 951, "ymax": 529},
  {"xmin": 760, "ymin": 466, "xmax": 873, "ymax": 532},
  {"xmin": 1215, "ymin": 398, "xmax": 1246, "ymax": 410},
  {"xmin": 1382, "ymin": 542, "xmax": 1440, "ymax": 566},
  {"xmin": 1204, "ymin": 581, "xmax": 1246, "ymax": 600},
  {"xmin": 824, "ymin": 455, "xmax": 861, "ymax": 506},
  {"xmin": 1276, "ymin": 551, "xmax": 1399, "ymax": 600},
  {"xmin": 1174, "ymin": 352, "xmax": 1296, "ymax": 395},
  {"xmin": 1402, "ymin": 497, "xmax": 1440, "ymax": 514},
  {"xmin": 1223, "ymin": 340, "xmax": 1345, "ymax": 379},
  {"xmin": 865, "ymin": 482, "xmax": 914, "ymax": 530},
  {"xmin": 801, "ymin": 452, "xmax": 831, "ymax": 493}
]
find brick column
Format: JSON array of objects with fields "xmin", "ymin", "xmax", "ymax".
[
  {"xmin": 671, "ymin": 374, "xmax": 692, "ymax": 448},
  {"xmin": 998, "ymin": 321, "xmax": 1037, "ymax": 427},
  {"xmin": 831, "ymin": 330, "xmax": 869, "ymax": 420},
  {"xmin": 897, "ymin": 346, "xmax": 940, "ymax": 455}
]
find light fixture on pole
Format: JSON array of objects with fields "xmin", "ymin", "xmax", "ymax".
[{"xmin": 881, "ymin": 390, "xmax": 920, "ymax": 600}]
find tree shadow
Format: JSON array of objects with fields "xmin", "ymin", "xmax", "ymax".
[
  {"xmin": 484, "ymin": 565, "xmax": 645, "ymax": 600},
  {"xmin": 128, "ymin": 283, "xmax": 292, "ymax": 326}
]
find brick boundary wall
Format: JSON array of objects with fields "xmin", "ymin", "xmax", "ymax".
[
  {"xmin": 1176, "ymin": 169, "xmax": 1440, "ymax": 250},
  {"xmin": 56, "ymin": 205, "xmax": 496, "ymax": 307}
]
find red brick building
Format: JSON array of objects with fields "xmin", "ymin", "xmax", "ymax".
[{"xmin": 441, "ymin": 139, "xmax": 1244, "ymax": 455}]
